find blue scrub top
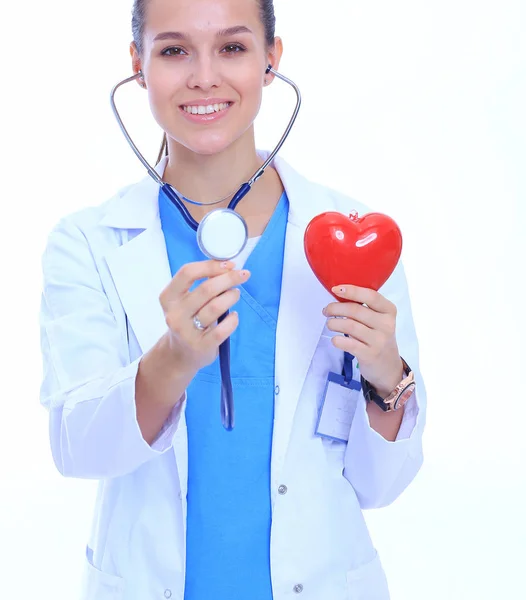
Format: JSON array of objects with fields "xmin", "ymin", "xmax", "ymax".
[{"xmin": 159, "ymin": 189, "xmax": 289, "ymax": 600}]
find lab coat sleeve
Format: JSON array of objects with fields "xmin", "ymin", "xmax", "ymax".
[
  {"xmin": 343, "ymin": 259, "xmax": 427, "ymax": 509},
  {"xmin": 39, "ymin": 218, "xmax": 185, "ymax": 480}
]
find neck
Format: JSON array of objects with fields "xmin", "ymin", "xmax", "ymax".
[{"xmin": 163, "ymin": 132, "xmax": 263, "ymax": 220}]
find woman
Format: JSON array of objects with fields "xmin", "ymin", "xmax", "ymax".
[{"xmin": 39, "ymin": 0, "xmax": 426, "ymax": 599}]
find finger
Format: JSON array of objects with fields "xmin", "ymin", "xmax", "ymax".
[
  {"xmin": 194, "ymin": 288, "xmax": 241, "ymax": 329},
  {"xmin": 324, "ymin": 301, "xmax": 378, "ymax": 329},
  {"xmin": 202, "ymin": 310, "xmax": 240, "ymax": 347},
  {"xmin": 162, "ymin": 269, "xmax": 248, "ymax": 341},
  {"xmin": 162, "ymin": 260, "xmax": 235, "ymax": 301},
  {"xmin": 326, "ymin": 317, "xmax": 375, "ymax": 345},
  {"xmin": 331, "ymin": 333, "xmax": 368, "ymax": 357},
  {"xmin": 331, "ymin": 285, "xmax": 395, "ymax": 315},
  {"xmin": 188, "ymin": 269, "xmax": 250, "ymax": 316}
]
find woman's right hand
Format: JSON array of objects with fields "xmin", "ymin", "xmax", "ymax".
[{"xmin": 159, "ymin": 260, "xmax": 250, "ymax": 375}]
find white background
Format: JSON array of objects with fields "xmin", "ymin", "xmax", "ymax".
[{"xmin": 1, "ymin": 0, "xmax": 525, "ymax": 598}]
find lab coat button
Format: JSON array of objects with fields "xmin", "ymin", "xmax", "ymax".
[
  {"xmin": 293, "ymin": 584, "xmax": 304, "ymax": 593},
  {"xmin": 278, "ymin": 484, "xmax": 288, "ymax": 495},
  {"xmin": 274, "ymin": 385, "xmax": 280, "ymax": 395},
  {"xmin": 164, "ymin": 590, "xmax": 172, "ymax": 599}
]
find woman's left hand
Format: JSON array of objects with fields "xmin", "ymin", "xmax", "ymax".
[{"xmin": 323, "ymin": 285, "xmax": 404, "ymax": 398}]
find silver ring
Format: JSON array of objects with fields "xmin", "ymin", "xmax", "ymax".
[{"xmin": 193, "ymin": 315, "xmax": 206, "ymax": 331}]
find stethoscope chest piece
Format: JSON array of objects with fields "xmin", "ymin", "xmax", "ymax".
[{"xmin": 197, "ymin": 208, "xmax": 248, "ymax": 261}]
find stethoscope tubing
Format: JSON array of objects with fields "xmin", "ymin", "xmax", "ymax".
[
  {"xmin": 217, "ymin": 311, "xmax": 234, "ymax": 430},
  {"xmin": 110, "ymin": 65, "xmax": 301, "ymax": 431},
  {"xmin": 109, "ymin": 66, "xmax": 301, "ymax": 220}
]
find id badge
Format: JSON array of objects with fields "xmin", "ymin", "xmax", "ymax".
[{"xmin": 314, "ymin": 352, "xmax": 362, "ymax": 443}]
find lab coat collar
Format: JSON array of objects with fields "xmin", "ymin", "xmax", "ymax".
[
  {"xmin": 99, "ymin": 151, "xmax": 318, "ymax": 230},
  {"xmin": 99, "ymin": 157, "xmax": 167, "ymax": 229}
]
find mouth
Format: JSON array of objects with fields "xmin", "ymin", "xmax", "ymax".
[{"xmin": 180, "ymin": 102, "xmax": 233, "ymax": 115}]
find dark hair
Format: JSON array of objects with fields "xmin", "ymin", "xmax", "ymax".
[
  {"xmin": 132, "ymin": 0, "xmax": 275, "ymax": 55},
  {"xmin": 131, "ymin": 0, "xmax": 276, "ymax": 161}
]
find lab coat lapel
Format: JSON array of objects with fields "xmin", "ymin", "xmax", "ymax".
[
  {"xmin": 102, "ymin": 161, "xmax": 190, "ymax": 519},
  {"xmin": 102, "ymin": 158, "xmax": 172, "ymax": 355},
  {"xmin": 101, "ymin": 158, "xmax": 188, "ymax": 539},
  {"xmin": 269, "ymin": 156, "xmax": 335, "ymax": 495}
]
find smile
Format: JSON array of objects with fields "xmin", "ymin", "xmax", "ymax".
[{"xmin": 181, "ymin": 102, "xmax": 232, "ymax": 115}]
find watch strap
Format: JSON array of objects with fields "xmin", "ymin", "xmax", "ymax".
[{"xmin": 360, "ymin": 358, "xmax": 414, "ymax": 412}]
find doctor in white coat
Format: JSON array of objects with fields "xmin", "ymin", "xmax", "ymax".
[{"xmin": 39, "ymin": 0, "xmax": 426, "ymax": 599}]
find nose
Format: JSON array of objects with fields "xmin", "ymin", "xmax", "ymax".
[{"xmin": 187, "ymin": 55, "xmax": 222, "ymax": 92}]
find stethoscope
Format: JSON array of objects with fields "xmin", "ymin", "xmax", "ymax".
[{"xmin": 110, "ymin": 64, "xmax": 301, "ymax": 430}]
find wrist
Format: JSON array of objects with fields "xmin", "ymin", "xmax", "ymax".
[
  {"xmin": 362, "ymin": 359, "xmax": 405, "ymax": 399},
  {"xmin": 143, "ymin": 333, "xmax": 197, "ymax": 398},
  {"xmin": 361, "ymin": 357, "xmax": 415, "ymax": 413},
  {"xmin": 162, "ymin": 332, "xmax": 199, "ymax": 380}
]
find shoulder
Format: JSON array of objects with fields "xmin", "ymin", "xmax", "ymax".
[
  {"xmin": 309, "ymin": 179, "xmax": 373, "ymax": 215},
  {"xmin": 53, "ymin": 182, "xmax": 137, "ymax": 233},
  {"xmin": 276, "ymin": 156, "xmax": 373, "ymax": 223},
  {"xmin": 41, "ymin": 181, "xmax": 141, "ymax": 272}
]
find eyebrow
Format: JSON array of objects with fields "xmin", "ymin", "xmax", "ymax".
[{"xmin": 153, "ymin": 25, "xmax": 253, "ymax": 42}]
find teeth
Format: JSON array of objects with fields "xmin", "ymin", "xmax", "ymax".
[{"xmin": 183, "ymin": 102, "xmax": 230, "ymax": 114}]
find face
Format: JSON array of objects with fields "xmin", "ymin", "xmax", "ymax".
[{"xmin": 131, "ymin": 0, "xmax": 282, "ymax": 156}]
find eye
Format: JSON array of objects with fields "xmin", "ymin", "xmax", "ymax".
[
  {"xmin": 222, "ymin": 43, "xmax": 246, "ymax": 54},
  {"xmin": 161, "ymin": 46, "xmax": 187, "ymax": 57}
]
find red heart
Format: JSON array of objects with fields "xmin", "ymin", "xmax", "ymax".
[{"xmin": 304, "ymin": 210, "xmax": 403, "ymax": 300}]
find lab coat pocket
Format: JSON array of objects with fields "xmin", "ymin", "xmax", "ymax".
[
  {"xmin": 82, "ymin": 546, "xmax": 125, "ymax": 600},
  {"xmin": 346, "ymin": 551, "xmax": 390, "ymax": 599}
]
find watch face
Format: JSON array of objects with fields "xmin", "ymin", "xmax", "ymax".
[{"xmin": 394, "ymin": 383, "xmax": 416, "ymax": 410}]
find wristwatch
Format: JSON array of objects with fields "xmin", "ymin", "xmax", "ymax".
[{"xmin": 360, "ymin": 358, "xmax": 416, "ymax": 412}]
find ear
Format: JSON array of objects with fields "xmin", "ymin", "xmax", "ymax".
[
  {"xmin": 130, "ymin": 42, "xmax": 145, "ymax": 87},
  {"xmin": 264, "ymin": 37, "xmax": 284, "ymax": 86}
]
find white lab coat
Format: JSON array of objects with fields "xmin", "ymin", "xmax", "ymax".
[{"xmin": 40, "ymin": 152, "xmax": 426, "ymax": 600}]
